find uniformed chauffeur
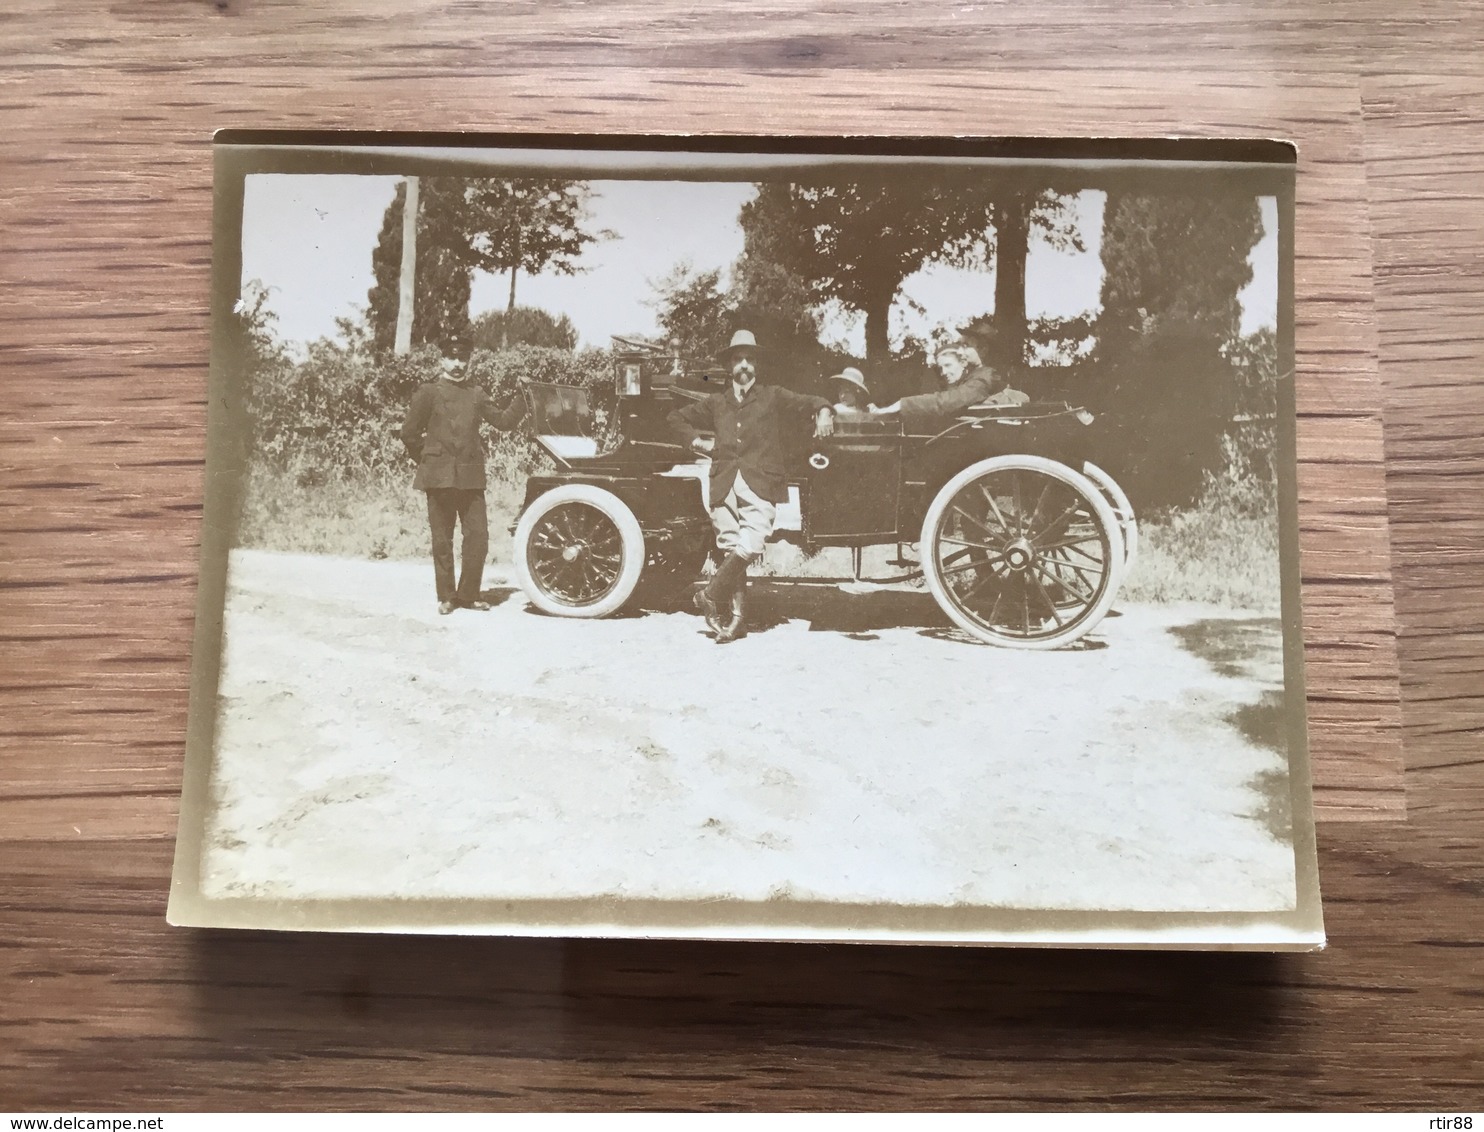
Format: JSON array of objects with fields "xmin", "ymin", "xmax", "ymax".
[
  {"xmin": 667, "ymin": 329, "xmax": 835, "ymax": 640},
  {"xmin": 400, "ymin": 356, "xmax": 525, "ymax": 615}
]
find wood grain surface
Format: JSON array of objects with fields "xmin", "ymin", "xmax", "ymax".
[{"xmin": 2, "ymin": 0, "xmax": 1480, "ymax": 1111}]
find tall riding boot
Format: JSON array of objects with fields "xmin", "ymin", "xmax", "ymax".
[
  {"xmin": 718, "ymin": 574, "xmax": 747, "ymax": 643},
  {"xmin": 694, "ymin": 552, "xmax": 750, "ymax": 629},
  {"xmin": 710, "ymin": 552, "xmax": 751, "ymax": 641}
]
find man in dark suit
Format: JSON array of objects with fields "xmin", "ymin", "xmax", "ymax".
[
  {"xmin": 400, "ymin": 357, "xmax": 525, "ymax": 615},
  {"xmin": 668, "ymin": 330, "xmax": 834, "ymax": 641}
]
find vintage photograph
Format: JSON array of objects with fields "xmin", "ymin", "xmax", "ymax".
[{"xmin": 169, "ymin": 136, "xmax": 1321, "ymax": 946}]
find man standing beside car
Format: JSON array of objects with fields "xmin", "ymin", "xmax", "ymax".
[
  {"xmin": 668, "ymin": 329, "xmax": 835, "ymax": 642},
  {"xmin": 400, "ymin": 355, "xmax": 525, "ymax": 616}
]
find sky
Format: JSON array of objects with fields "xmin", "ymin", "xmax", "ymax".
[{"xmin": 240, "ymin": 174, "xmax": 1278, "ymax": 356}]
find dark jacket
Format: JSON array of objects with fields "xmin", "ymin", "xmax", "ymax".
[
  {"xmin": 668, "ymin": 382, "xmax": 830, "ymax": 504},
  {"xmin": 899, "ymin": 365, "xmax": 1005, "ymax": 430},
  {"xmin": 400, "ymin": 378, "xmax": 524, "ymax": 491}
]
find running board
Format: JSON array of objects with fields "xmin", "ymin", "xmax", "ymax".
[{"xmin": 760, "ymin": 571, "xmax": 925, "ymax": 587}]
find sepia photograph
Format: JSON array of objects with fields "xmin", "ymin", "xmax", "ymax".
[{"xmin": 169, "ymin": 135, "xmax": 1320, "ymax": 947}]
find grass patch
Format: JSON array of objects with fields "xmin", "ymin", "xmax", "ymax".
[
  {"xmin": 1119, "ymin": 479, "xmax": 1280, "ymax": 611},
  {"xmin": 239, "ymin": 461, "xmax": 523, "ymax": 565}
]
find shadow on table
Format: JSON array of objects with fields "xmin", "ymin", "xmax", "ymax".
[{"xmin": 187, "ymin": 930, "xmax": 1298, "ymax": 1088}]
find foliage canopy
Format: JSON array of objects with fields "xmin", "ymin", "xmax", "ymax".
[
  {"xmin": 366, "ymin": 180, "xmax": 474, "ymax": 359},
  {"xmin": 471, "ymin": 306, "xmax": 579, "ymax": 352},
  {"xmin": 366, "ymin": 177, "xmax": 607, "ymax": 359}
]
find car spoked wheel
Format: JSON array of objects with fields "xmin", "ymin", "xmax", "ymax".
[
  {"xmin": 514, "ymin": 484, "xmax": 646, "ymax": 618},
  {"xmin": 921, "ymin": 456, "xmax": 1123, "ymax": 650},
  {"xmin": 529, "ymin": 503, "xmax": 625, "ymax": 605}
]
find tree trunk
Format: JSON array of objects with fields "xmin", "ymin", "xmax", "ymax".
[
  {"xmin": 988, "ymin": 191, "xmax": 1030, "ymax": 375},
  {"xmin": 862, "ymin": 290, "xmax": 892, "ymax": 364},
  {"xmin": 394, "ymin": 177, "xmax": 418, "ymax": 356},
  {"xmin": 862, "ymin": 289, "xmax": 911, "ymax": 400},
  {"xmin": 503, "ymin": 261, "xmax": 517, "ymax": 350}
]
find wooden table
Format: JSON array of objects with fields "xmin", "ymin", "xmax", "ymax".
[{"xmin": 3, "ymin": 1, "xmax": 1480, "ymax": 1110}]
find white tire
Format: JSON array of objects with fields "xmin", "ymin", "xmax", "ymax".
[
  {"xmin": 921, "ymin": 455, "xmax": 1124, "ymax": 650},
  {"xmin": 513, "ymin": 484, "xmax": 646, "ymax": 618}
]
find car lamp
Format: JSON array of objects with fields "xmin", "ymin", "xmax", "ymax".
[{"xmin": 617, "ymin": 362, "xmax": 642, "ymax": 397}]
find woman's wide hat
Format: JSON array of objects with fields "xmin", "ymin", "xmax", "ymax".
[{"xmin": 829, "ymin": 366, "xmax": 870, "ymax": 395}]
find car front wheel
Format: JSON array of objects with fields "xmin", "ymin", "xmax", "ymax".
[{"xmin": 513, "ymin": 484, "xmax": 646, "ymax": 618}]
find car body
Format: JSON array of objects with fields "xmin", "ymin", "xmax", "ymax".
[{"xmin": 510, "ymin": 344, "xmax": 1136, "ymax": 649}]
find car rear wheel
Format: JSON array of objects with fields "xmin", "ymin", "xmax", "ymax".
[
  {"xmin": 921, "ymin": 455, "xmax": 1123, "ymax": 650},
  {"xmin": 514, "ymin": 485, "xmax": 645, "ymax": 618}
]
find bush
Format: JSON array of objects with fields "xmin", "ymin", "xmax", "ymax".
[
  {"xmin": 1119, "ymin": 433, "xmax": 1280, "ymax": 610},
  {"xmin": 244, "ymin": 341, "xmax": 617, "ymax": 483},
  {"xmin": 244, "ymin": 341, "xmax": 447, "ymax": 478},
  {"xmin": 238, "ymin": 342, "xmax": 620, "ymax": 561},
  {"xmin": 467, "ymin": 342, "xmax": 612, "ymax": 405}
]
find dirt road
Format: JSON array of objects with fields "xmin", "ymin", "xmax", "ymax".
[{"xmin": 200, "ymin": 549, "xmax": 1298, "ymax": 915}]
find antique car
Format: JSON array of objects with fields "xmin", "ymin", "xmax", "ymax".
[{"xmin": 508, "ymin": 341, "xmax": 1137, "ymax": 650}]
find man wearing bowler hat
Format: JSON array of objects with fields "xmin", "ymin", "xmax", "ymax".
[{"xmin": 668, "ymin": 329, "xmax": 835, "ymax": 642}]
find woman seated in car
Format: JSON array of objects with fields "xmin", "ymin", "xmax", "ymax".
[
  {"xmin": 828, "ymin": 366, "xmax": 876, "ymax": 414},
  {"xmin": 871, "ymin": 342, "xmax": 1025, "ymax": 430}
]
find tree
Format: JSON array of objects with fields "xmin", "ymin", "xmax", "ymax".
[
  {"xmin": 945, "ymin": 185, "xmax": 1090, "ymax": 373},
  {"xmin": 228, "ymin": 279, "xmax": 291, "ymax": 447},
  {"xmin": 739, "ymin": 178, "xmax": 997, "ymax": 365},
  {"xmin": 394, "ymin": 176, "xmax": 418, "ymax": 354},
  {"xmin": 648, "ymin": 259, "xmax": 833, "ymax": 392},
  {"xmin": 367, "ymin": 177, "xmax": 607, "ymax": 357},
  {"xmin": 1084, "ymin": 190, "xmax": 1266, "ymax": 509},
  {"xmin": 1095, "ymin": 190, "xmax": 1262, "ymax": 355},
  {"xmin": 973, "ymin": 188, "xmax": 1085, "ymax": 375},
  {"xmin": 648, "ymin": 264, "xmax": 733, "ymax": 362},
  {"xmin": 736, "ymin": 176, "xmax": 1089, "ymax": 398},
  {"xmin": 367, "ymin": 179, "xmax": 473, "ymax": 358},
  {"xmin": 728, "ymin": 255, "xmax": 830, "ymax": 385},
  {"xmin": 470, "ymin": 306, "xmax": 579, "ymax": 352},
  {"xmin": 230, "ymin": 279, "xmax": 287, "ymax": 372},
  {"xmin": 461, "ymin": 180, "xmax": 609, "ymax": 315},
  {"xmin": 1228, "ymin": 326, "xmax": 1279, "ymax": 421}
]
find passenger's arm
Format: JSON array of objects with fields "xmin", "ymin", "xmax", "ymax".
[{"xmin": 894, "ymin": 374, "xmax": 995, "ymax": 417}]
